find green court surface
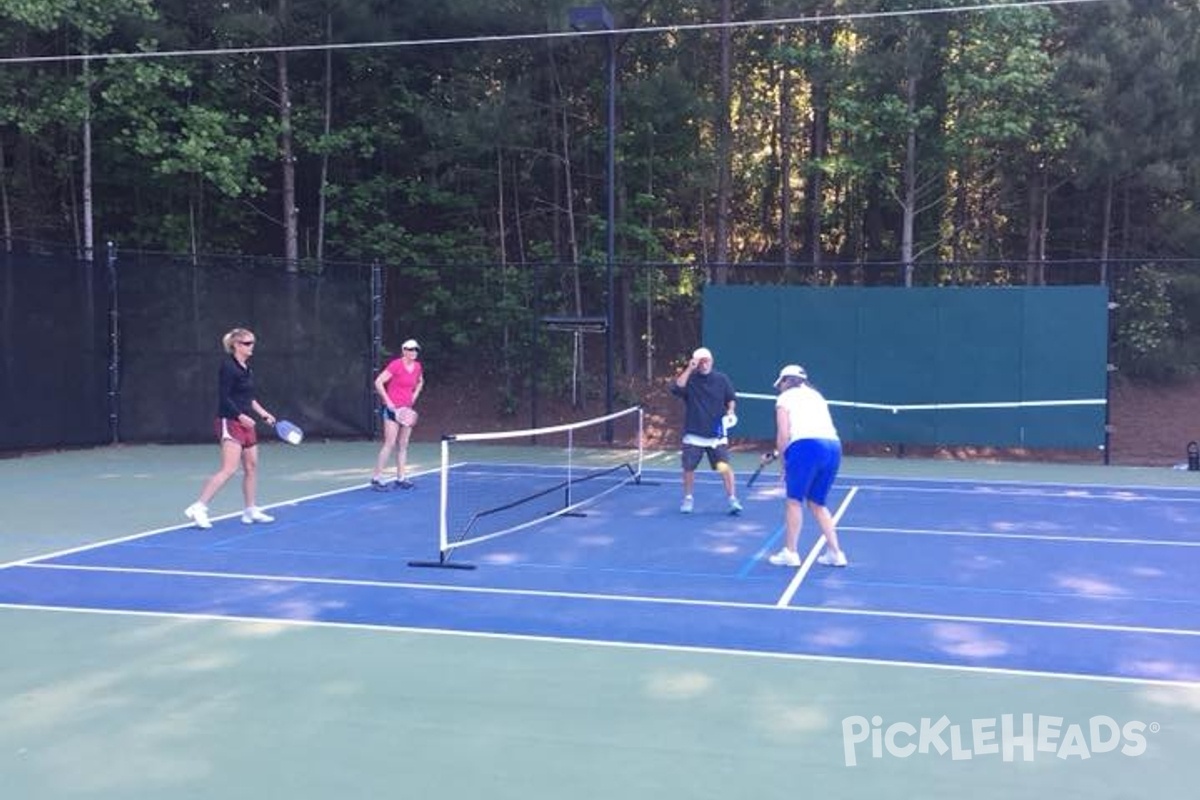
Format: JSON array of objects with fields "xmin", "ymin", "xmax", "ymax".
[{"xmin": 2, "ymin": 442, "xmax": 1199, "ymax": 799}]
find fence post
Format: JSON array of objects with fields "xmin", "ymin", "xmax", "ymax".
[
  {"xmin": 370, "ymin": 261, "xmax": 383, "ymax": 439},
  {"xmin": 106, "ymin": 241, "xmax": 120, "ymax": 444}
]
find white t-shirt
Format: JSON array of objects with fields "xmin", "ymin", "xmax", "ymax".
[
  {"xmin": 682, "ymin": 432, "xmax": 727, "ymax": 447},
  {"xmin": 776, "ymin": 384, "xmax": 839, "ymax": 443}
]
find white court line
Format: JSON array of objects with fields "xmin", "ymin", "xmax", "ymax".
[
  {"xmin": 0, "ymin": 470, "xmax": 439, "ymax": 572},
  {"xmin": 848, "ymin": 483, "xmax": 1200, "ymax": 501},
  {"xmin": 776, "ymin": 487, "xmax": 859, "ymax": 608},
  {"xmin": 841, "ymin": 525, "xmax": 1200, "ymax": 548},
  {"xmin": 0, "ymin": 602, "xmax": 1196, "ymax": 688},
  {"xmin": 682, "ymin": 471, "xmax": 1200, "ymax": 504},
  {"xmin": 0, "ymin": 460, "xmax": 660, "ymax": 573},
  {"xmin": 20, "ymin": 559, "xmax": 1200, "ymax": 638},
  {"xmin": 826, "ymin": 472, "xmax": 1200, "ymax": 497}
]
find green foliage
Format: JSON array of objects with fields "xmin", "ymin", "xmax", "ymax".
[
  {"xmin": 0, "ymin": 0, "xmax": 1199, "ymax": 396},
  {"xmin": 2, "ymin": 0, "xmax": 156, "ymax": 36},
  {"xmin": 1112, "ymin": 264, "xmax": 1200, "ymax": 382},
  {"xmin": 102, "ymin": 60, "xmax": 270, "ymax": 198}
]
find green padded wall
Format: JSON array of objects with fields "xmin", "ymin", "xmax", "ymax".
[{"xmin": 701, "ymin": 286, "xmax": 1108, "ymax": 449}]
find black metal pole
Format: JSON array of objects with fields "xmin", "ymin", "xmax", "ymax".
[
  {"xmin": 106, "ymin": 241, "xmax": 119, "ymax": 444},
  {"xmin": 604, "ymin": 29, "xmax": 616, "ymax": 441},
  {"xmin": 1104, "ymin": 272, "xmax": 1113, "ymax": 465},
  {"xmin": 370, "ymin": 261, "xmax": 383, "ymax": 439}
]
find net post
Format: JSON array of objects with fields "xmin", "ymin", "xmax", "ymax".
[
  {"xmin": 630, "ymin": 405, "xmax": 662, "ymax": 486},
  {"xmin": 407, "ymin": 434, "xmax": 477, "ymax": 569},
  {"xmin": 636, "ymin": 406, "xmax": 645, "ymax": 481},
  {"xmin": 438, "ymin": 436, "xmax": 451, "ymax": 554},
  {"xmin": 566, "ymin": 426, "xmax": 574, "ymax": 508}
]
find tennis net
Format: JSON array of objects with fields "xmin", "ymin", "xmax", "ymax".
[
  {"xmin": 421, "ymin": 406, "xmax": 644, "ymax": 566},
  {"xmin": 734, "ymin": 392, "xmax": 1107, "ymax": 452}
]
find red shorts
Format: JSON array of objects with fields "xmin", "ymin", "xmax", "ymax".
[{"xmin": 215, "ymin": 417, "xmax": 258, "ymax": 447}]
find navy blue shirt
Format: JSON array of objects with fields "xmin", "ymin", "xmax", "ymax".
[
  {"xmin": 217, "ymin": 355, "xmax": 255, "ymax": 419},
  {"xmin": 671, "ymin": 369, "xmax": 736, "ymax": 438}
]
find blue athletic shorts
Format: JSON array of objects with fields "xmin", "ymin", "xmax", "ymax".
[{"xmin": 783, "ymin": 438, "xmax": 842, "ymax": 505}]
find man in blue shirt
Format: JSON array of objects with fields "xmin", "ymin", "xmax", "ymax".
[{"xmin": 670, "ymin": 347, "xmax": 742, "ymax": 515}]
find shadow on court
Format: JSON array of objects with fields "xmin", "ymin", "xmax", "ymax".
[{"xmin": 2, "ymin": 443, "xmax": 1200, "ymax": 799}]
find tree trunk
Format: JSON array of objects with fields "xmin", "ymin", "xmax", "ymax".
[
  {"xmin": 1120, "ymin": 181, "xmax": 1130, "ymax": 259},
  {"xmin": 316, "ymin": 12, "xmax": 333, "ymax": 264},
  {"xmin": 901, "ymin": 75, "xmax": 916, "ymax": 287},
  {"xmin": 510, "ymin": 157, "xmax": 526, "ymax": 262},
  {"xmin": 641, "ymin": 136, "xmax": 656, "ymax": 381},
  {"xmin": 952, "ymin": 159, "xmax": 967, "ymax": 265},
  {"xmin": 1099, "ymin": 175, "xmax": 1113, "ymax": 285},
  {"xmin": 713, "ymin": 0, "xmax": 732, "ymax": 281},
  {"xmin": 1025, "ymin": 174, "xmax": 1039, "ymax": 285},
  {"xmin": 560, "ymin": 100, "xmax": 582, "ymax": 316},
  {"xmin": 779, "ymin": 29, "xmax": 793, "ymax": 266},
  {"xmin": 621, "ymin": 268, "xmax": 633, "ymax": 377},
  {"xmin": 496, "ymin": 148, "xmax": 514, "ymax": 407},
  {"xmin": 1026, "ymin": 169, "xmax": 1051, "ymax": 285},
  {"xmin": 276, "ymin": 0, "xmax": 298, "ymax": 272},
  {"xmin": 807, "ymin": 23, "xmax": 834, "ymax": 268}
]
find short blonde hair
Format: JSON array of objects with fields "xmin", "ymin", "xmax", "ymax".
[{"xmin": 222, "ymin": 327, "xmax": 254, "ymax": 354}]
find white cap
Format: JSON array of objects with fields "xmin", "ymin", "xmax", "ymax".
[
  {"xmin": 692, "ymin": 347, "xmax": 713, "ymax": 362},
  {"xmin": 401, "ymin": 338, "xmax": 420, "ymax": 351},
  {"xmin": 773, "ymin": 364, "xmax": 807, "ymax": 388}
]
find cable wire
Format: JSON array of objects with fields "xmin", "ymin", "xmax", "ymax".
[{"xmin": 0, "ymin": 0, "xmax": 1114, "ymax": 66}]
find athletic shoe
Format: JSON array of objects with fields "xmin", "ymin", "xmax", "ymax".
[
  {"xmin": 396, "ymin": 479, "xmax": 415, "ymax": 490},
  {"xmin": 680, "ymin": 495, "xmax": 694, "ymax": 514},
  {"xmin": 185, "ymin": 502, "xmax": 211, "ymax": 530},
  {"xmin": 817, "ymin": 549, "xmax": 848, "ymax": 567},
  {"xmin": 241, "ymin": 507, "xmax": 275, "ymax": 525},
  {"xmin": 768, "ymin": 548, "xmax": 802, "ymax": 567},
  {"xmin": 370, "ymin": 478, "xmax": 391, "ymax": 492},
  {"xmin": 728, "ymin": 496, "xmax": 743, "ymax": 515}
]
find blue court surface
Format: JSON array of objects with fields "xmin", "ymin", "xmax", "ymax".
[{"xmin": 3, "ymin": 464, "xmax": 1199, "ymax": 685}]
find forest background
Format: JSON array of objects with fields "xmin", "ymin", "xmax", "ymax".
[{"xmin": 2, "ymin": 0, "xmax": 1200, "ymax": 463}]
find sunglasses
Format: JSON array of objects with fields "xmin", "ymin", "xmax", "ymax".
[
  {"xmin": 237, "ymin": 340, "xmax": 256, "ymax": 346},
  {"xmin": 403, "ymin": 346, "xmax": 419, "ymax": 352}
]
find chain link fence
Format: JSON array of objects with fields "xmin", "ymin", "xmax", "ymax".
[{"xmin": 5, "ymin": 245, "xmax": 1194, "ymax": 453}]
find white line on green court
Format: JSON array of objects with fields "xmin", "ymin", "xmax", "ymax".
[
  {"xmin": 1, "ymin": 601, "xmax": 1196, "ymax": 688},
  {"xmin": 841, "ymin": 526, "xmax": 1200, "ymax": 547},
  {"xmin": 17, "ymin": 559, "xmax": 1200, "ymax": 638},
  {"xmin": 852, "ymin": 483, "xmax": 1200, "ymax": 501},
  {"xmin": 838, "ymin": 472, "xmax": 1200, "ymax": 495},
  {"xmin": 775, "ymin": 486, "xmax": 859, "ymax": 607},
  {"xmin": 0, "ymin": 473, "xmax": 437, "ymax": 571}
]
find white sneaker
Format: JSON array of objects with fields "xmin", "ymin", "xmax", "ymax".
[
  {"xmin": 680, "ymin": 495, "xmax": 694, "ymax": 514},
  {"xmin": 728, "ymin": 496, "xmax": 743, "ymax": 515},
  {"xmin": 241, "ymin": 507, "xmax": 275, "ymax": 525},
  {"xmin": 185, "ymin": 502, "xmax": 211, "ymax": 529},
  {"xmin": 768, "ymin": 548, "xmax": 802, "ymax": 567},
  {"xmin": 817, "ymin": 549, "xmax": 848, "ymax": 567}
]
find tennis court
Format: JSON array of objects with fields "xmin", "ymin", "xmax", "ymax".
[{"xmin": 3, "ymin": 431, "xmax": 1200, "ymax": 799}]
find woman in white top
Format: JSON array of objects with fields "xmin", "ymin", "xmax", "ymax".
[{"xmin": 767, "ymin": 364, "xmax": 848, "ymax": 568}]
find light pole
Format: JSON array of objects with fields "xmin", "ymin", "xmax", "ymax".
[{"xmin": 569, "ymin": 5, "xmax": 616, "ymax": 439}]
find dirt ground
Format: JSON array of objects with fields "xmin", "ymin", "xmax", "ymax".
[
  {"xmin": 415, "ymin": 369, "xmax": 1200, "ymax": 469},
  {"xmin": 1108, "ymin": 374, "xmax": 1200, "ymax": 466}
]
